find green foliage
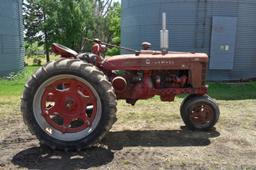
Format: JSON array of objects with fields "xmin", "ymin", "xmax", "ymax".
[
  {"xmin": 105, "ymin": 2, "xmax": 121, "ymax": 55},
  {"xmin": 23, "ymin": 0, "xmax": 121, "ymax": 55},
  {"xmin": 25, "ymin": 41, "xmax": 44, "ymax": 57},
  {"xmin": 53, "ymin": 0, "xmax": 95, "ymax": 51},
  {"xmin": 23, "ymin": 0, "xmax": 44, "ymax": 44},
  {"xmin": 107, "ymin": 2, "xmax": 121, "ymax": 41},
  {"xmin": 106, "ymin": 47, "xmax": 120, "ymax": 56},
  {"xmin": 23, "ymin": 0, "xmax": 57, "ymax": 61}
]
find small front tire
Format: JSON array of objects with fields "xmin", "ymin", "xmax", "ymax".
[{"xmin": 180, "ymin": 95, "xmax": 220, "ymax": 131}]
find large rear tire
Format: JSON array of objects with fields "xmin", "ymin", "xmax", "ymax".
[{"xmin": 21, "ymin": 59, "xmax": 117, "ymax": 151}]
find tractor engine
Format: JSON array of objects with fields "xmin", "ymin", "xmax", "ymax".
[
  {"xmin": 151, "ymin": 70, "xmax": 188, "ymax": 89},
  {"xmin": 111, "ymin": 70, "xmax": 188, "ymax": 91},
  {"xmin": 111, "ymin": 71, "xmax": 143, "ymax": 93},
  {"xmin": 110, "ymin": 70, "xmax": 189, "ymax": 105}
]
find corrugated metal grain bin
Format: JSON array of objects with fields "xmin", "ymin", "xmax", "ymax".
[
  {"xmin": 0, "ymin": 0, "xmax": 24, "ymax": 76},
  {"xmin": 121, "ymin": 0, "xmax": 256, "ymax": 81}
]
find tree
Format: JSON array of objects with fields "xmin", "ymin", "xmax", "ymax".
[
  {"xmin": 51, "ymin": 0, "xmax": 93, "ymax": 51},
  {"xmin": 105, "ymin": 2, "xmax": 121, "ymax": 55},
  {"xmin": 23, "ymin": 0, "xmax": 56, "ymax": 62},
  {"xmin": 23, "ymin": 0, "xmax": 122, "ymax": 59}
]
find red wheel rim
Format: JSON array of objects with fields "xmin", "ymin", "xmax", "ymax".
[
  {"xmin": 189, "ymin": 102, "xmax": 214, "ymax": 128},
  {"xmin": 41, "ymin": 78, "xmax": 98, "ymax": 133}
]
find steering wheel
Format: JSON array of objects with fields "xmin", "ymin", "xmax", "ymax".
[{"xmin": 52, "ymin": 43, "xmax": 78, "ymax": 58}]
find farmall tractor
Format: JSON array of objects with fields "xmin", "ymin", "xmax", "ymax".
[{"xmin": 21, "ymin": 13, "xmax": 220, "ymax": 151}]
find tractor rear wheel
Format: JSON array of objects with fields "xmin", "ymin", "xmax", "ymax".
[
  {"xmin": 21, "ymin": 59, "xmax": 117, "ymax": 151},
  {"xmin": 180, "ymin": 95, "xmax": 220, "ymax": 131}
]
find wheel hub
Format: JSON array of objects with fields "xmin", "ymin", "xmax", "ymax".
[
  {"xmin": 65, "ymin": 98, "xmax": 74, "ymax": 110},
  {"xmin": 189, "ymin": 103, "xmax": 214, "ymax": 128},
  {"xmin": 41, "ymin": 78, "xmax": 98, "ymax": 133}
]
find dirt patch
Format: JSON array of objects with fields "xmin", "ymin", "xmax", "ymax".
[{"xmin": 0, "ymin": 99, "xmax": 256, "ymax": 169}]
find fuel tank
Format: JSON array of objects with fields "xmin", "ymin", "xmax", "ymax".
[{"xmin": 102, "ymin": 50, "xmax": 208, "ymax": 71}]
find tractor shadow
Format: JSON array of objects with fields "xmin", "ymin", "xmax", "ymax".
[
  {"xmin": 102, "ymin": 127, "xmax": 220, "ymax": 150},
  {"xmin": 12, "ymin": 146, "xmax": 114, "ymax": 170},
  {"xmin": 12, "ymin": 127, "xmax": 219, "ymax": 169}
]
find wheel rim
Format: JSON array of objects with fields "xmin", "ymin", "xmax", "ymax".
[
  {"xmin": 33, "ymin": 75, "xmax": 102, "ymax": 142},
  {"xmin": 189, "ymin": 102, "xmax": 214, "ymax": 128}
]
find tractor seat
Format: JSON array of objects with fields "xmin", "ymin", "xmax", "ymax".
[{"xmin": 52, "ymin": 43, "xmax": 78, "ymax": 58}]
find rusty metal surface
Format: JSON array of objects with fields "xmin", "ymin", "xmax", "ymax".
[
  {"xmin": 102, "ymin": 52, "xmax": 208, "ymax": 71},
  {"xmin": 52, "ymin": 43, "xmax": 78, "ymax": 58}
]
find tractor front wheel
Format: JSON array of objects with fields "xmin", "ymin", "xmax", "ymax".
[
  {"xmin": 180, "ymin": 95, "xmax": 220, "ymax": 131},
  {"xmin": 21, "ymin": 59, "xmax": 117, "ymax": 151}
]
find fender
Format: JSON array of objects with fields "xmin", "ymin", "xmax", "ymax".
[{"xmin": 52, "ymin": 43, "xmax": 78, "ymax": 58}]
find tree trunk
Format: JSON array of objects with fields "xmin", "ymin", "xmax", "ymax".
[
  {"xmin": 44, "ymin": 30, "xmax": 50, "ymax": 62},
  {"xmin": 43, "ymin": 11, "xmax": 50, "ymax": 63},
  {"xmin": 45, "ymin": 44, "xmax": 50, "ymax": 62}
]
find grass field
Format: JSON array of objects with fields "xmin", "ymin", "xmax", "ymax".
[
  {"xmin": 0, "ymin": 66, "xmax": 256, "ymax": 169},
  {"xmin": 0, "ymin": 67, "xmax": 38, "ymax": 96}
]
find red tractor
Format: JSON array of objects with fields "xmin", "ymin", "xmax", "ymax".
[{"xmin": 21, "ymin": 14, "xmax": 219, "ymax": 151}]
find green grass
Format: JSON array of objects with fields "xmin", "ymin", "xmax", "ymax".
[
  {"xmin": 0, "ymin": 66, "xmax": 39, "ymax": 96},
  {"xmin": 208, "ymin": 81, "xmax": 256, "ymax": 100},
  {"xmin": 0, "ymin": 66, "xmax": 256, "ymax": 100}
]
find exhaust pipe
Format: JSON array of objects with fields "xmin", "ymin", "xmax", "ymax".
[{"xmin": 160, "ymin": 12, "xmax": 169, "ymax": 53}]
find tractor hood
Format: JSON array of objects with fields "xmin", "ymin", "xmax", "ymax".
[{"xmin": 102, "ymin": 51, "xmax": 208, "ymax": 71}]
